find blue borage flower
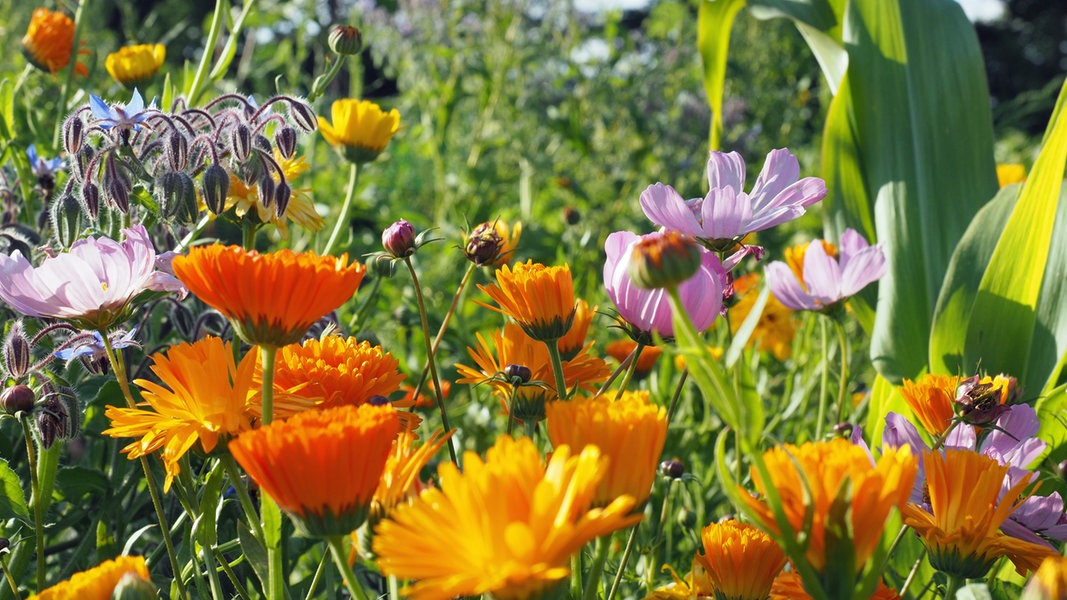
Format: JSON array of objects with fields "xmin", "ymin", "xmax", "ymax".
[
  {"xmin": 26, "ymin": 144, "xmax": 64, "ymax": 179},
  {"xmin": 55, "ymin": 328, "xmax": 140, "ymax": 361},
  {"xmin": 89, "ymin": 88, "xmax": 154, "ymax": 132}
]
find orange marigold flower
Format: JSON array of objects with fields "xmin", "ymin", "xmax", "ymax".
[
  {"xmin": 901, "ymin": 448, "xmax": 1057, "ymax": 578},
  {"xmin": 105, "ymin": 43, "xmax": 165, "ymax": 87},
  {"xmin": 899, "ymin": 373, "xmax": 961, "ymax": 437},
  {"xmin": 557, "ymin": 298, "xmax": 596, "ymax": 361},
  {"xmin": 455, "ymin": 323, "xmax": 610, "ymax": 422},
  {"xmin": 728, "ymin": 272, "xmax": 796, "ymax": 360},
  {"xmin": 696, "ymin": 520, "xmax": 785, "ymax": 600},
  {"xmin": 372, "ymin": 429, "xmax": 450, "ymax": 519},
  {"xmin": 1024, "ymin": 556, "xmax": 1067, "ymax": 600},
  {"xmin": 172, "ymin": 245, "xmax": 364, "ymax": 348},
  {"xmin": 742, "ymin": 439, "xmax": 917, "ymax": 580},
  {"xmin": 769, "ymin": 570, "xmax": 901, "ymax": 600},
  {"xmin": 373, "ymin": 436, "xmax": 641, "ymax": 600},
  {"xmin": 21, "ymin": 8, "xmax": 88, "ymax": 77},
  {"xmin": 605, "ymin": 339, "xmax": 662, "ymax": 380},
  {"xmin": 478, "ymin": 261, "xmax": 576, "ymax": 342},
  {"xmin": 28, "ymin": 556, "xmax": 150, "ymax": 600},
  {"xmin": 103, "ymin": 336, "xmax": 256, "ymax": 492},
  {"xmin": 230, "ymin": 403, "xmax": 400, "ymax": 537},
  {"xmin": 545, "ymin": 390, "xmax": 666, "ymax": 507}
]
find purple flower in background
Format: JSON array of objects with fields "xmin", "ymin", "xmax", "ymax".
[
  {"xmin": 640, "ymin": 148, "xmax": 826, "ymax": 246},
  {"xmin": 0, "ymin": 225, "xmax": 186, "ymax": 329},
  {"xmin": 26, "ymin": 144, "xmax": 64, "ymax": 179},
  {"xmin": 765, "ymin": 228, "xmax": 886, "ymax": 312},
  {"xmin": 604, "ymin": 230, "xmax": 725, "ymax": 340},
  {"xmin": 90, "ymin": 88, "xmax": 153, "ymax": 132},
  {"xmin": 54, "ymin": 328, "xmax": 140, "ymax": 361}
]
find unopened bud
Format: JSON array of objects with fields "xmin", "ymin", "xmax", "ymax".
[
  {"xmin": 832, "ymin": 422, "xmax": 854, "ymax": 439},
  {"xmin": 110, "ymin": 572, "xmax": 156, "ymax": 600},
  {"xmin": 156, "ymin": 172, "xmax": 189, "ymax": 219},
  {"xmin": 275, "ymin": 126, "xmax": 298, "ymax": 159},
  {"xmin": 464, "ymin": 222, "xmax": 503, "ymax": 266},
  {"xmin": 231, "ymin": 124, "xmax": 252, "ymax": 162},
  {"xmin": 73, "ymin": 146, "xmax": 94, "ymax": 182},
  {"xmin": 166, "ymin": 131, "xmax": 189, "ymax": 171},
  {"xmin": 563, "ymin": 207, "xmax": 581, "ymax": 225},
  {"xmin": 3, "ymin": 322, "xmax": 32, "ymax": 379},
  {"xmin": 253, "ymin": 135, "xmax": 272, "ymax": 156},
  {"xmin": 1058, "ymin": 460, "xmax": 1067, "ymax": 482},
  {"xmin": 81, "ymin": 181, "xmax": 100, "ymax": 220},
  {"xmin": 201, "ymin": 164, "xmax": 230, "ymax": 215},
  {"xmin": 50, "ymin": 192, "xmax": 83, "ymax": 249},
  {"xmin": 35, "ymin": 390, "xmax": 74, "ymax": 449},
  {"xmin": 106, "ymin": 177, "xmax": 131, "ymax": 214},
  {"xmin": 62, "ymin": 115, "xmax": 84, "ymax": 155},
  {"xmin": 659, "ymin": 459, "xmax": 685, "ymax": 479},
  {"xmin": 382, "ymin": 219, "xmax": 416, "ymax": 258},
  {"xmin": 328, "ymin": 25, "xmax": 363, "ymax": 56},
  {"xmin": 1, "ymin": 385, "xmax": 35, "ymax": 415},
  {"xmin": 367, "ymin": 395, "xmax": 390, "ymax": 406},
  {"xmin": 256, "ymin": 174, "xmax": 276, "ymax": 209},
  {"xmin": 273, "ymin": 181, "xmax": 291, "ymax": 217},
  {"xmin": 0, "ymin": 538, "xmax": 8, "ymax": 553},
  {"xmin": 169, "ymin": 302, "xmax": 196, "ymax": 339},
  {"xmin": 627, "ymin": 231, "xmax": 702, "ymax": 290},
  {"xmin": 503, "ymin": 364, "xmax": 532, "ymax": 385},
  {"xmin": 288, "ymin": 101, "xmax": 317, "ymax": 133}
]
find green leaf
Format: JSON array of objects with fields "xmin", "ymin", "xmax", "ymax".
[
  {"xmin": 55, "ymin": 466, "xmax": 110, "ymax": 503},
  {"xmin": 1035, "ymin": 390, "xmax": 1067, "ymax": 465},
  {"xmin": 697, "ymin": 0, "xmax": 747, "ymax": 151},
  {"xmin": 0, "ymin": 459, "xmax": 30, "ymax": 524},
  {"xmin": 238, "ymin": 520, "xmax": 269, "ymax": 591},
  {"xmin": 863, "ymin": 374, "xmax": 904, "ymax": 448}
]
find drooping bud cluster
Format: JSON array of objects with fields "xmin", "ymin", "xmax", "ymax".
[{"xmin": 34, "ymin": 383, "xmax": 79, "ymax": 448}]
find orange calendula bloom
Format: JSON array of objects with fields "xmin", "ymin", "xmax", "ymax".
[
  {"xmin": 644, "ymin": 562, "xmax": 716, "ymax": 599},
  {"xmin": 21, "ymin": 8, "xmax": 88, "ymax": 77},
  {"xmin": 230, "ymin": 403, "xmax": 400, "ymax": 537},
  {"xmin": 899, "ymin": 373, "xmax": 961, "ymax": 437},
  {"xmin": 28, "ymin": 556, "xmax": 150, "ymax": 600},
  {"xmin": 172, "ymin": 245, "xmax": 364, "ymax": 347},
  {"xmin": 728, "ymin": 272, "xmax": 796, "ymax": 360},
  {"xmin": 478, "ymin": 260, "xmax": 577, "ymax": 342},
  {"xmin": 557, "ymin": 298, "xmax": 595, "ymax": 361},
  {"xmin": 769, "ymin": 570, "xmax": 901, "ymax": 600},
  {"xmin": 1023, "ymin": 556, "xmax": 1067, "ymax": 600},
  {"xmin": 372, "ymin": 430, "xmax": 450, "ymax": 519},
  {"xmin": 105, "ymin": 44, "xmax": 165, "ymax": 86},
  {"xmin": 901, "ymin": 449, "xmax": 1057, "ymax": 578},
  {"xmin": 605, "ymin": 339, "xmax": 662, "ymax": 380},
  {"xmin": 318, "ymin": 98, "xmax": 400, "ymax": 164},
  {"xmin": 373, "ymin": 436, "xmax": 642, "ymax": 600},
  {"xmin": 103, "ymin": 336, "xmax": 256, "ymax": 492},
  {"xmin": 742, "ymin": 439, "xmax": 917, "ymax": 579},
  {"xmin": 225, "ymin": 152, "xmax": 325, "ymax": 236},
  {"xmin": 455, "ymin": 323, "xmax": 610, "ymax": 422},
  {"xmin": 258, "ymin": 335, "xmax": 406, "ymax": 418},
  {"xmin": 696, "ymin": 520, "xmax": 785, "ymax": 600},
  {"xmin": 545, "ymin": 390, "xmax": 667, "ymax": 507}
]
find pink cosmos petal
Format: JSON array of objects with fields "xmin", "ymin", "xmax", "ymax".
[
  {"xmin": 944, "ymin": 424, "xmax": 976, "ymax": 450},
  {"xmin": 639, "ymin": 183, "xmax": 704, "ymax": 237},
  {"xmin": 749, "ymin": 148, "xmax": 800, "ymax": 207},
  {"xmin": 801, "ymin": 241, "xmax": 842, "ymax": 305},
  {"xmin": 764, "ymin": 261, "xmax": 818, "ymax": 311},
  {"xmin": 706, "ymin": 151, "xmax": 746, "ymax": 192},
  {"xmin": 746, "ymin": 205, "xmax": 806, "ymax": 234},
  {"xmin": 839, "ymin": 245, "xmax": 887, "ymax": 298},
  {"xmin": 753, "ymin": 177, "xmax": 828, "ymax": 216},
  {"xmin": 699, "ymin": 187, "xmax": 751, "ymax": 240},
  {"xmin": 837, "ymin": 228, "xmax": 869, "ymax": 267}
]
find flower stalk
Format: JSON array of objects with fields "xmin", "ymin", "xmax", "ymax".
[
  {"xmin": 322, "ymin": 163, "xmax": 361, "ymax": 256},
  {"xmin": 328, "ymin": 535, "xmax": 370, "ymax": 600},
  {"xmin": 18, "ymin": 417, "xmax": 43, "ymax": 592}
]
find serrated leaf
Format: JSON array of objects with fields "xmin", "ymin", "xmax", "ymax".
[{"xmin": 0, "ymin": 459, "xmax": 30, "ymax": 523}]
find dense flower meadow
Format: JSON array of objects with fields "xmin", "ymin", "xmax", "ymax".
[{"xmin": 0, "ymin": 1, "xmax": 1064, "ymax": 600}]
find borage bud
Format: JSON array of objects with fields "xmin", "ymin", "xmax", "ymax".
[
  {"xmin": 81, "ymin": 181, "xmax": 100, "ymax": 220},
  {"xmin": 1057, "ymin": 460, "xmax": 1067, "ymax": 482},
  {"xmin": 201, "ymin": 164, "xmax": 230, "ymax": 215},
  {"xmin": 156, "ymin": 171, "xmax": 195, "ymax": 220},
  {"xmin": 35, "ymin": 389, "xmax": 77, "ymax": 449},
  {"xmin": 105, "ymin": 177, "xmax": 131, "ymax": 214},
  {"xmin": 503, "ymin": 364, "xmax": 532, "ymax": 385},
  {"xmin": 253, "ymin": 134, "xmax": 272, "ymax": 155},
  {"xmin": 1, "ymin": 385, "xmax": 35, "ymax": 415},
  {"xmin": 50, "ymin": 192, "xmax": 83, "ymax": 249},
  {"xmin": 231, "ymin": 124, "xmax": 252, "ymax": 162},
  {"xmin": 0, "ymin": 538, "xmax": 8, "ymax": 553},
  {"xmin": 659, "ymin": 458, "xmax": 685, "ymax": 479},
  {"xmin": 464, "ymin": 222, "xmax": 503, "ymax": 266},
  {"xmin": 275, "ymin": 126, "xmax": 298, "ymax": 159},
  {"xmin": 288, "ymin": 101, "xmax": 317, "ymax": 133},
  {"xmin": 257, "ymin": 174, "xmax": 276, "ymax": 209},
  {"xmin": 329, "ymin": 25, "xmax": 363, "ymax": 56},
  {"xmin": 382, "ymin": 219, "xmax": 416, "ymax": 258},
  {"xmin": 832, "ymin": 422, "xmax": 854, "ymax": 439},
  {"xmin": 626, "ymin": 231, "xmax": 701, "ymax": 290},
  {"xmin": 3, "ymin": 321, "xmax": 32, "ymax": 380},
  {"xmin": 166, "ymin": 131, "xmax": 189, "ymax": 171},
  {"xmin": 62, "ymin": 114, "xmax": 84, "ymax": 155}
]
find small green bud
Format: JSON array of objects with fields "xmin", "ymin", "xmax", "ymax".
[
  {"xmin": 328, "ymin": 25, "xmax": 363, "ymax": 56},
  {"xmin": 110, "ymin": 571, "xmax": 158, "ymax": 599},
  {"xmin": 626, "ymin": 231, "xmax": 702, "ymax": 290},
  {"xmin": 50, "ymin": 192, "xmax": 83, "ymax": 249}
]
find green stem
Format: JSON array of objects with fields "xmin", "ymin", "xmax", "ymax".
[
  {"xmin": 593, "ymin": 347, "xmax": 635, "ymax": 398},
  {"xmin": 216, "ymin": 548, "xmax": 252, "ymax": 600},
  {"xmin": 200, "ymin": 545, "xmax": 225, "ymax": 600},
  {"xmin": 645, "ymin": 480, "xmax": 674, "ymax": 591},
  {"xmin": 220, "ymin": 455, "xmax": 264, "ymax": 541},
  {"xmin": 260, "ymin": 346, "xmax": 277, "ymax": 425},
  {"xmin": 303, "ymin": 551, "xmax": 329, "ymax": 600},
  {"xmin": 815, "ymin": 317, "xmax": 830, "ymax": 440},
  {"xmin": 0, "ymin": 552, "xmax": 18, "ymax": 600},
  {"xmin": 581, "ymin": 536, "xmax": 610, "ymax": 600},
  {"xmin": 524, "ymin": 419, "xmax": 537, "ymax": 441},
  {"xmin": 943, "ymin": 575, "xmax": 963, "ymax": 599},
  {"xmin": 612, "ymin": 343, "xmax": 645, "ymax": 400},
  {"xmin": 544, "ymin": 340, "xmax": 568, "ymax": 401},
  {"xmin": 833, "ymin": 318, "xmax": 850, "ymax": 425},
  {"xmin": 898, "ymin": 547, "xmax": 927, "ymax": 597},
  {"xmin": 327, "ymin": 536, "xmax": 369, "ymax": 600},
  {"xmin": 665, "ymin": 370, "xmax": 689, "ymax": 424},
  {"xmin": 308, "ymin": 55, "xmax": 346, "ymax": 102},
  {"xmin": 242, "ymin": 219, "xmax": 258, "ymax": 250},
  {"xmin": 99, "ymin": 331, "xmax": 188, "ymax": 600},
  {"xmin": 403, "ymin": 257, "xmax": 459, "ymax": 466},
  {"xmin": 606, "ymin": 525, "xmax": 638, "ymax": 600},
  {"xmin": 257, "ymin": 344, "xmax": 284, "ymax": 600},
  {"xmin": 18, "ymin": 418, "xmax": 43, "ymax": 592},
  {"xmin": 408, "ymin": 263, "xmax": 476, "ymax": 407},
  {"xmin": 51, "ymin": 0, "xmax": 87, "ymax": 150},
  {"xmin": 322, "ymin": 163, "xmax": 361, "ymax": 256},
  {"xmin": 175, "ymin": 213, "xmax": 212, "ymax": 252},
  {"xmin": 187, "ymin": 0, "xmax": 226, "ymax": 104}
]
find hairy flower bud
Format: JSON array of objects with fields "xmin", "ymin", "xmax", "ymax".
[
  {"xmin": 72, "ymin": 146, "xmax": 94, "ymax": 182},
  {"xmin": 288, "ymin": 100, "xmax": 317, "ymax": 132},
  {"xmin": 166, "ymin": 131, "xmax": 189, "ymax": 171},
  {"xmin": 231, "ymin": 124, "xmax": 252, "ymax": 162},
  {"xmin": 35, "ymin": 385, "xmax": 78, "ymax": 449},
  {"xmin": 156, "ymin": 171, "xmax": 185, "ymax": 219},
  {"xmin": 627, "ymin": 231, "xmax": 701, "ymax": 290},
  {"xmin": 464, "ymin": 222, "xmax": 503, "ymax": 266},
  {"xmin": 3, "ymin": 321, "xmax": 32, "ymax": 380},
  {"xmin": 382, "ymin": 219, "xmax": 416, "ymax": 258},
  {"xmin": 1, "ymin": 385, "xmax": 35, "ymax": 415},
  {"xmin": 275, "ymin": 126, "xmax": 298, "ymax": 159},
  {"xmin": 50, "ymin": 191, "xmax": 83, "ymax": 249},
  {"xmin": 62, "ymin": 114, "xmax": 84, "ymax": 155},
  {"xmin": 81, "ymin": 181, "xmax": 100, "ymax": 220},
  {"xmin": 328, "ymin": 25, "xmax": 363, "ymax": 56},
  {"xmin": 257, "ymin": 174, "xmax": 276, "ymax": 209},
  {"xmin": 201, "ymin": 164, "xmax": 230, "ymax": 215},
  {"xmin": 659, "ymin": 458, "xmax": 685, "ymax": 479},
  {"xmin": 273, "ymin": 180, "xmax": 291, "ymax": 217}
]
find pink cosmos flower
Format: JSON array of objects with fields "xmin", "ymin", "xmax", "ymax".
[
  {"xmin": 640, "ymin": 149, "xmax": 826, "ymax": 244},
  {"xmin": 764, "ymin": 228, "xmax": 886, "ymax": 312},
  {"xmin": 0, "ymin": 225, "xmax": 185, "ymax": 329},
  {"xmin": 604, "ymin": 230, "xmax": 725, "ymax": 340}
]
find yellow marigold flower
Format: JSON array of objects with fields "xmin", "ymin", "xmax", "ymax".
[
  {"xmin": 225, "ymin": 152, "xmax": 325, "ymax": 237},
  {"xmin": 605, "ymin": 339, "xmax": 662, "ymax": 380},
  {"xmin": 258, "ymin": 335, "xmax": 406, "ymax": 418},
  {"xmin": 230, "ymin": 403, "xmax": 400, "ymax": 537},
  {"xmin": 644, "ymin": 562, "xmax": 715, "ymax": 599},
  {"xmin": 172, "ymin": 245, "xmax": 364, "ymax": 347},
  {"xmin": 769, "ymin": 570, "xmax": 901, "ymax": 600},
  {"xmin": 1023, "ymin": 556, "xmax": 1067, "ymax": 600},
  {"xmin": 478, "ymin": 260, "xmax": 577, "ymax": 342},
  {"xmin": 742, "ymin": 439, "xmax": 917, "ymax": 578},
  {"xmin": 557, "ymin": 298, "xmax": 595, "ymax": 361},
  {"xmin": 997, "ymin": 163, "xmax": 1027, "ymax": 188},
  {"xmin": 545, "ymin": 390, "xmax": 666, "ymax": 507},
  {"xmin": 21, "ymin": 8, "xmax": 87, "ymax": 77},
  {"xmin": 455, "ymin": 323, "xmax": 610, "ymax": 422},
  {"xmin": 899, "ymin": 373, "xmax": 960, "ymax": 437},
  {"xmin": 373, "ymin": 436, "xmax": 642, "ymax": 600},
  {"xmin": 696, "ymin": 520, "xmax": 785, "ymax": 600},
  {"xmin": 372, "ymin": 430, "xmax": 450, "ymax": 519},
  {"xmin": 103, "ymin": 337, "xmax": 255, "ymax": 492},
  {"xmin": 318, "ymin": 98, "xmax": 400, "ymax": 164},
  {"xmin": 901, "ymin": 448, "xmax": 1057, "ymax": 578},
  {"xmin": 105, "ymin": 44, "xmax": 165, "ymax": 86},
  {"xmin": 28, "ymin": 556, "xmax": 150, "ymax": 600},
  {"xmin": 728, "ymin": 272, "xmax": 795, "ymax": 360}
]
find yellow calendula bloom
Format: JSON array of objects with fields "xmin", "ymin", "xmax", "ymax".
[
  {"xmin": 21, "ymin": 8, "xmax": 87, "ymax": 77},
  {"xmin": 742, "ymin": 439, "xmax": 917, "ymax": 578},
  {"xmin": 769, "ymin": 570, "xmax": 901, "ymax": 600},
  {"xmin": 105, "ymin": 44, "xmax": 165, "ymax": 86},
  {"xmin": 1023, "ymin": 556, "xmax": 1067, "ymax": 600},
  {"xmin": 784, "ymin": 240, "xmax": 837, "ymax": 287},
  {"xmin": 28, "ymin": 556, "xmax": 150, "ymax": 600},
  {"xmin": 230, "ymin": 403, "xmax": 400, "ymax": 537},
  {"xmin": 644, "ymin": 562, "xmax": 716, "ymax": 599},
  {"xmin": 103, "ymin": 336, "xmax": 256, "ymax": 492},
  {"xmin": 545, "ymin": 390, "xmax": 667, "ymax": 507},
  {"xmin": 728, "ymin": 272, "xmax": 795, "ymax": 360},
  {"xmin": 901, "ymin": 449, "xmax": 1057, "ymax": 578},
  {"xmin": 696, "ymin": 520, "xmax": 785, "ymax": 600},
  {"xmin": 318, "ymin": 98, "xmax": 400, "ymax": 164},
  {"xmin": 372, "ymin": 430, "xmax": 450, "ymax": 519},
  {"xmin": 478, "ymin": 260, "xmax": 577, "ymax": 342},
  {"xmin": 225, "ymin": 152, "xmax": 325, "ymax": 237},
  {"xmin": 373, "ymin": 436, "xmax": 642, "ymax": 600},
  {"xmin": 997, "ymin": 163, "xmax": 1027, "ymax": 188}
]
